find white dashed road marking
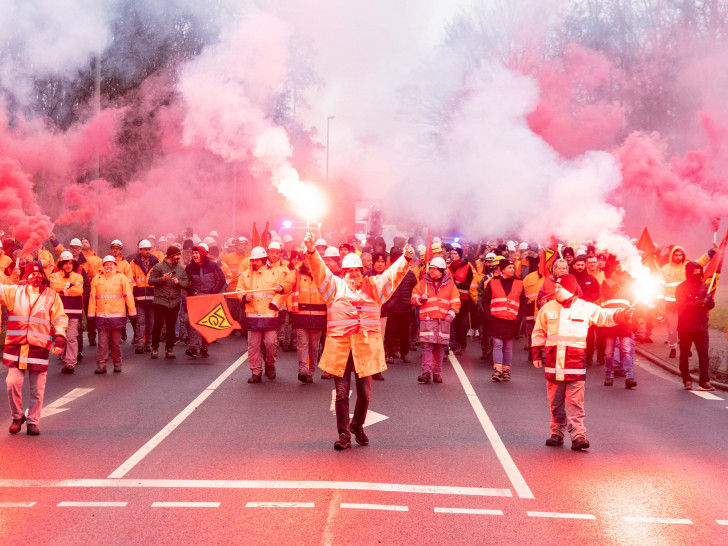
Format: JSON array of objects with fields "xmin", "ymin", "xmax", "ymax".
[
  {"xmin": 57, "ymin": 501, "xmax": 127, "ymax": 507},
  {"xmin": 527, "ymin": 511, "xmax": 596, "ymax": 520},
  {"xmin": 717, "ymin": 520, "xmax": 728, "ymax": 525},
  {"xmin": 246, "ymin": 502, "xmax": 314, "ymax": 508},
  {"xmin": 449, "ymin": 354, "xmax": 534, "ymax": 499},
  {"xmin": 341, "ymin": 503, "xmax": 407, "ymax": 512},
  {"xmin": 690, "ymin": 391, "xmax": 723, "ymax": 401},
  {"xmin": 42, "ymin": 388, "xmax": 94, "ymax": 418},
  {"xmin": 107, "ymin": 353, "xmax": 249, "ymax": 479},
  {"xmin": 623, "ymin": 516, "xmax": 692, "ymax": 524},
  {"xmin": 0, "ymin": 502, "xmax": 36, "ymax": 507},
  {"xmin": 151, "ymin": 502, "xmax": 220, "ymax": 508},
  {"xmin": 434, "ymin": 507, "xmax": 503, "ymax": 515}
]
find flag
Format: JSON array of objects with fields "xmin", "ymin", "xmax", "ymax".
[
  {"xmin": 187, "ymin": 293, "xmax": 241, "ymax": 342},
  {"xmin": 637, "ymin": 227, "xmax": 658, "ymax": 272},
  {"xmin": 261, "ymin": 221, "xmax": 271, "ymax": 248},
  {"xmin": 252, "ymin": 222, "xmax": 260, "ymax": 247},
  {"xmin": 704, "ymin": 227, "xmax": 728, "ymax": 297},
  {"xmin": 538, "ymin": 247, "xmax": 557, "ymax": 277}
]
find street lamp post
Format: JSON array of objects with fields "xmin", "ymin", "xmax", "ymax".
[{"xmin": 326, "ymin": 116, "xmax": 335, "ymax": 180}]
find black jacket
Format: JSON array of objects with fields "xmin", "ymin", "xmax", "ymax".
[
  {"xmin": 383, "ymin": 270, "xmax": 417, "ymax": 315},
  {"xmin": 572, "ymin": 270, "xmax": 600, "ymax": 303},
  {"xmin": 676, "ymin": 265, "xmax": 714, "ymax": 333}
]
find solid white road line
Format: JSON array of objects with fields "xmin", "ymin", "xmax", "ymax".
[
  {"xmin": 527, "ymin": 511, "xmax": 596, "ymax": 520},
  {"xmin": 623, "ymin": 516, "xmax": 692, "ymax": 524},
  {"xmin": 151, "ymin": 502, "xmax": 220, "ymax": 508},
  {"xmin": 107, "ymin": 352, "xmax": 249, "ymax": 479},
  {"xmin": 341, "ymin": 503, "xmax": 407, "ymax": 512},
  {"xmin": 57, "ymin": 501, "xmax": 127, "ymax": 507},
  {"xmin": 0, "ymin": 502, "xmax": 36, "ymax": 507},
  {"xmin": 0, "ymin": 478, "xmax": 511, "ymax": 497},
  {"xmin": 691, "ymin": 391, "xmax": 723, "ymax": 401},
  {"xmin": 246, "ymin": 502, "xmax": 314, "ymax": 508},
  {"xmin": 449, "ymin": 353, "xmax": 534, "ymax": 499},
  {"xmin": 434, "ymin": 507, "xmax": 503, "ymax": 515}
]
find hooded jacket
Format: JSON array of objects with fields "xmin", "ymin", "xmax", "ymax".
[
  {"xmin": 675, "ymin": 261, "xmax": 714, "ymax": 333},
  {"xmin": 660, "ymin": 245, "xmax": 712, "ymax": 304}
]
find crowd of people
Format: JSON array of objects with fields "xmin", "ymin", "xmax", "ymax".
[{"xmin": 0, "ymin": 227, "xmax": 719, "ymax": 447}]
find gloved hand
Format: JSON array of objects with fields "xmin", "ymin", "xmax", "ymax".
[
  {"xmin": 243, "ymin": 293, "xmax": 252, "ymax": 303},
  {"xmin": 53, "ymin": 335, "xmax": 66, "ymax": 355},
  {"xmin": 444, "ymin": 313, "xmax": 455, "ymax": 324},
  {"xmin": 615, "ymin": 306, "xmax": 634, "ymax": 325},
  {"xmin": 269, "ymin": 302, "xmax": 279, "ymax": 311}
]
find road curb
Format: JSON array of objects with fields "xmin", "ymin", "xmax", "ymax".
[{"xmin": 635, "ymin": 346, "xmax": 728, "ymax": 392}]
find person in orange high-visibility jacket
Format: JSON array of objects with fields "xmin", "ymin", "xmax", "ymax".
[
  {"xmin": 303, "ymin": 232, "xmax": 414, "ymax": 450},
  {"xmin": 532, "ymin": 274, "xmax": 632, "ymax": 451},
  {"xmin": 659, "ymin": 244, "xmax": 714, "ymax": 358},
  {"xmin": 1, "ymin": 262, "xmax": 68, "ymax": 435},
  {"xmin": 411, "ymin": 257, "xmax": 460, "ymax": 384},
  {"xmin": 49, "ymin": 251, "xmax": 88, "ymax": 374},
  {"xmin": 237, "ymin": 246, "xmax": 292, "ymax": 383},
  {"xmin": 290, "ymin": 252, "xmax": 326, "ymax": 383},
  {"xmin": 88, "ymin": 256, "xmax": 136, "ymax": 374}
]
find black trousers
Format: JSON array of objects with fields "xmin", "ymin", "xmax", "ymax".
[
  {"xmin": 334, "ymin": 353, "xmax": 372, "ymax": 435},
  {"xmin": 385, "ymin": 311, "xmax": 411, "ymax": 357},
  {"xmin": 152, "ymin": 303, "xmax": 180, "ymax": 350},
  {"xmin": 679, "ymin": 330, "xmax": 710, "ymax": 384}
]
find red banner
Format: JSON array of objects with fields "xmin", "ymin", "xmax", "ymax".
[
  {"xmin": 704, "ymin": 227, "xmax": 728, "ymax": 297},
  {"xmin": 187, "ymin": 293, "xmax": 241, "ymax": 342},
  {"xmin": 637, "ymin": 227, "xmax": 658, "ymax": 272}
]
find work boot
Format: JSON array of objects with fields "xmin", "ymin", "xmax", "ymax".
[
  {"xmin": 491, "ymin": 365, "xmax": 502, "ymax": 382},
  {"xmin": 144, "ymin": 346, "xmax": 152, "ymax": 353},
  {"xmin": 9, "ymin": 416, "xmax": 26, "ymax": 434},
  {"xmin": 545, "ymin": 434, "xmax": 564, "ymax": 447},
  {"xmin": 89, "ymin": 337, "xmax": 97, "ymax": 347},
  {"xmin": 135, "ymin": 347, "xmax": 144, "ymax": 354},
  {"xmin": 61, "ymin": 364, "xmax": 75, "ymax": 374},
  {"xmin": 571, "ymin": 436, "xmax": 590, "ymax": 451},
  {"xmin": 200, "ymin": 348, "xmax": 209, "ymax": 359},
  {"xmin": 94, "ymin": 365, "xmax": 107, "ymax": 374},
  {"xmin": 26, "ymin": 423, "xmax": 40, "ymax": 436},
  {"xmin": 433, "ymin": 374, "xmax": 443, "ymax": 383},
  {"xmin": 165, "ymin": 348, "xmax": 175, "ymax": 359},
  {"xmin": 113, "ymin": 364, "xmax": 122, "ymax": 373},
  {"xmin": 502, "ymin": 367, "xmax": 511, "ymax": 381},
  {"xmin": 121, "ymin": 330, "xmax": 127, "ymax": 341},
  {"xmin": 334, "ymin": 432, "xmax": 351, "ymax": 450},
  {"xmin": 265, "ymin": 365, "xmax": 276, "ymax": 380},
  {"xmin": 298, "ymin": 372, "xmax": 308, "ymax": 383},
  {"xmin": 669, "ymin": 348, "xmax": 676, "ymax": 358},
  {"xmin": 350, "ymin": 424, "xmax": 369, "ymax": 446},
  {"xmin": 185, "ymin": 347, "xmax": 198, "ymax": 358},
  {"xmin": 454, "ymin": 349, "xmax": 463, "ymax": 356},
  {"xmin": 304, "ymin": 374, "xmax": 313, "ymax": 384},
  {"xmin": 76, "ymin": 353, "xmax": 83, "ymax": 362},
  {"xmin": 372, "ymin": 372, "xmax": 384, "ymax": 381},
  {"xmin": 418, "ymin": 372, "xmax": 431, "ymax": 384},
  {"xmin": 248, "ymin": 374, "xmax": 262, "ymax": 384},
  {"xmin": 625, "ymin": 378, "xmax": 637, "ymax": 389},
  {"xmin": 604, "ymin": 377, "xmax": 613, "ymax": 386},
  {"xmin": 321, "ymin": 372, "xmax": 334, "ymax": 379},
  {"xmin": 699, "ymin": 382, "xmax": 716, "ymax": 391},
  {"xmin": 151, "ymin": 349, "xmax": 159, "ymax": 359}
]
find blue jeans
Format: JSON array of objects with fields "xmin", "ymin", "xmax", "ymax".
[
  {"xmin": 493, "ymin": 337, "xmax": 514, "ymax": 366},
  {"xmin": 605, "ymin": 333, "xmax": 635, "ymax": 379}
]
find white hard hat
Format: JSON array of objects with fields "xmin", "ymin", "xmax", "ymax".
[
  {"xmin": 267, "ymin": 241, "xmax": 282, "ymax": 250},
  {"xmin": 110, "ymin": 239, "xmax": 123, "ymax": 248},
  {"xmin": 324, "ymin": 246, "xmax": 340, "ymax": 258},
  {"xmin": 59, "ymin": 251, "xmax": 73, "ymax": 262},
  {"xmin": 577, "ymin": 245, "xmax": 588, "ymax": 255},
  {"xmin": 272, "ymin": 235, "xmax": 282, "ymax": 244},
  {"xmin": 70, "ymin": 238, "xmax": 82, "ymax": 247},
  {"xmin": 485, "ymin": 252, "xmax": 497, "ymax": 260},
  {"xmin": 282, "ymin": 234, "xmax": 293, "ymax": 243},
  {"xmin": 147, "ymin": 234, "xmax": 156, "ymax": 240},
  {"xmin": 202, "ymin": 236, "xmax": 215, "ymax": 245},
  {"xmin": 103, "ymin": 255, "xmax": 116, "ymax": 264},
  {"xmin": 159, "ymin": 236, "xmax": 167, "ymax": 244},
  {"xmin": 342, "ymin": 253, "xmax": 363, "ymax": 269},
  {"xmin": 519, "ymin": 242, "xmax": 528, "ymax": 250},
  {"xmin": 432, "ymin": 237, "xmax": 442, "ymax": 244},
  {"xmin": 430, "ymin": 257, "xmax": 447, "ymax": 269},
  {"xmin": 507, "ymin": 242, "xmax": 516, "ymax": 252},
  {"xmin": 209, "ymin": 230, "xmax": 219, "ymax": 238},
  {"xmin": 417, "ymin": 245, "xmax": 426, "ymax": 253},
  {"xmin": 236, "ymin": 236, "xmax": 249, "ymax": 244},
  {"xmin": 197, "ymin": 242, "xmax": 209, "ymax": 252},
  {"xmin": 166, "ymin": 233, "xmax": 175, "ymax": 241},
  {"xmin": 192, "ymin": 235, "xmax": 201, "ymax": 245},
  {"xmin": 139, "ymin": 239, "xmax": 152, "ymax": 249},
  {"xmin": 314, "ymin": 238, "xmax": 327, "ymax": 247},
  {"xmin": 250, "ymin": 246, "xmax": 267, "ymax": 259},
  {"xmin": 451, "ymin": 242, "xmax": 462, "ymax": 249}
]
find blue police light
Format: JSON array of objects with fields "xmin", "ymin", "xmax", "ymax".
[
  {"xmin": 454, "ymin": 237, "xmax": 460, "ymax": 243},
  {"xmin": 282, "ymin": 220, "xmax": 292, "ymax": 229}
]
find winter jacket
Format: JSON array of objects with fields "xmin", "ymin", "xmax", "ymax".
[
  {"xmin": 291, "ymin": 267, "xmax": 327, "ymax": 330},
  {"xmin": 572, "ymin": 270, "xmax": 600, "ymax": 303},
  {"xmin": 482, "ymin": 276, "xmax": 527, "ymax": 339},
  {"xmin": 236, "ymin": 262, "xmax": 291, "ymax": 330},
  {"xmin": 148, "ymin": 259, "xmax": 190, "ymax": 308},
  {"xmin": 660, "ymin": 245, "xmax": 712, "ymax": 305},
  {"xmin": 130, "ymin": 254, "xmax": 159, "ymax": 305},
  {"xmin": 185, "ymin": 258, "xmax": 226, "ymax": 296},
  {"xmin": 676, "ymin": 262, "xmax": 714, "ymax": 333},
  {"xmin": 88, "ymin": 271, "xmax": 136, "ymax": 330},
  {"xmin": 49, "ymin": 269, "xmax": 85, "ymax": 321},
  {"xmin": 383, "ymin": 269, "xmax": 418, "ymax": 315}
]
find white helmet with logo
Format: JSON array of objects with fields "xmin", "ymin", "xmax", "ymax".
[
  {"xmin": 341, "ymin": 253, "xmax": 363, "ymax": 269},
  {"xmin": 430, "ymin": 257, "xmax": 447, "ymax": 269},
  {"xmin": 103, "ymin": 255, "xmax": 116, "ymax": 264},
  {"xmin": 138, "ymin": 239, "xmax": 152, "ymax": 249},
  {"xmin": 70, "ymin": 238, "xmax": 82, "ymax": 247},
  {"xmin": 59, "ymin": 251, "xmax": 74, "ymax": 262},
  {"xmin": 324, "ymin": 246, "xmax": 340, "ymax": 258},
  {"xmin": 250, "ymin": 246, "xmax": 268, "ymax": 260}
]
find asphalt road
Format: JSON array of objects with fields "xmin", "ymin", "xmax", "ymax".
[{"xmin": 0, "ymin": 329, "xmax": 727, "ymax": 545}]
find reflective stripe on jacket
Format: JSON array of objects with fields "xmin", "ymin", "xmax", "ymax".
[
  {"xmin": 130, "ymin": 254, "xmax": 159, "ymax": 303},
  {"xmin": 531, "ymin": 298, "xmax": 620, "ymax": 382},
  {"xmin": 291, "ymin": 270, "xmax": 327, "ymax": 330},
  {"xmin": 49, "ymin": 271, "xmax": 84, "ymax": 318},
  {"xmin": 236, "ymin": 262, "xmax": 291, "ymax": 331},
  {"xmin": 411, "ymin": 271, "xmax": 460, "ymax": 345}
]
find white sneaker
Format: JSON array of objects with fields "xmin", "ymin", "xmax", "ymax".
[
  {"xmin": 467, "ymin": 329, "xmax": 474, "ymax": 338},
  {"xmin": 474, "ymin": 330, "xmax": 480, "ymax": 338}
]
